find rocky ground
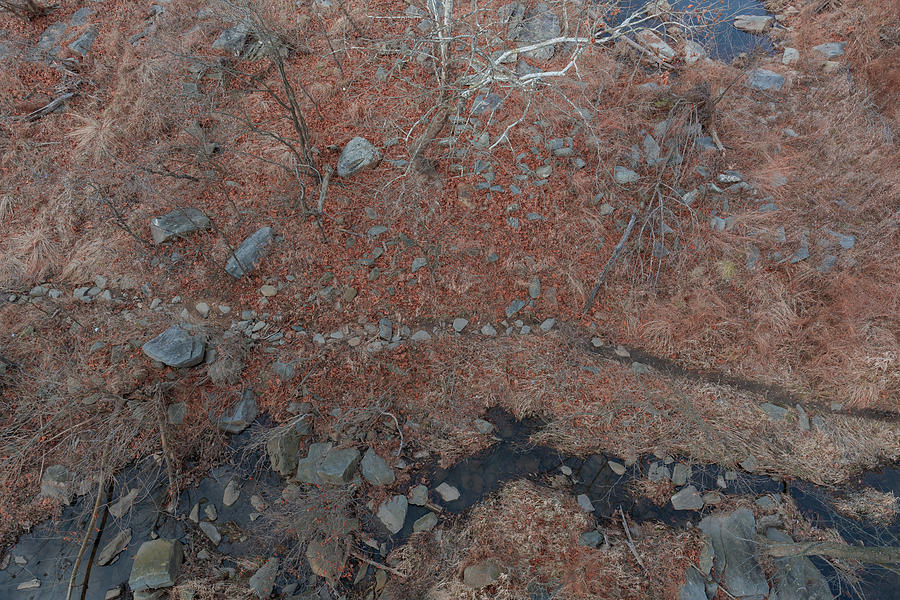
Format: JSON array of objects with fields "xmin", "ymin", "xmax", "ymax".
[{"xmin": 1, "ymin": 0, "xmax": 898, "ymax": 598}]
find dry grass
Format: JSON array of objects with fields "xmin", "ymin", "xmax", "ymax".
[{"xmin": 833, "ymin": 488, "xmax": 899, "ymax": 526}]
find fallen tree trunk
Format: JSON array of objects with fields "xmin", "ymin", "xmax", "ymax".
[{"xmin": 763, "ymin": 541, "xmax": 900, "ymax": 566}]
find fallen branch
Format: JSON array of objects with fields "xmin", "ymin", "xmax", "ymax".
[
  {"xmin": 65, "ymin": 444, "xmax": 109, "ymax": 600},
  {"xmin": 349, "ymin": 549, "xmax": 407, "ymax": 579},
  {"xmin": 24, "ymin": 92, "xmax": 75, "ymax": 122},
  {"xmin": 584, "ymin": 212, "xmax": 638, "ymax": 313},
  {"xmin": 763, "ymin": 541, "xmax": 900, "ymax": 567},
  {"xmin": 619, "ymin": 506, "xmax": 646, "ymax": 572}
]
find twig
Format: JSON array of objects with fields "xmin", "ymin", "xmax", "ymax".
[
  {"xmin": 24, "ymin": 92, "xmax": 75, "ymax": 122},
  {"xmin": 349, "ymin": 549, "xmax": 407, "ymax": 579},
  {"xmin": 619, "ymin": 506, "xmax": 646, "ymax": 572},
  {"xmin": 65, "ymin": 444, "xmax": 109, "ymax": 600},
  {"xmin": 584, "ymin": 213, "xmax": 638, "ymax": 313}
]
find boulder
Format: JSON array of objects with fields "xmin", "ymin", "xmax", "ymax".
[
  {"xmin": 97, "ymin": 528, "xmax": 132, "ymax": 566},
  {"xmin": 413, "ymin": 512, "xmax": 438, "ymax": 533},
  {"xmin": 512, "ymin": 2, "xmax": 561, "ymax": 61},
  {"xmin": 699, "ymin": 509, "xmax": 768, "ymax": 598},
  {"xmin": 678, "ymin": 568, "xmax": 708, "ymax": 600},
  {"xmin": 360, "ymin": 448, "xmax": 395, "ymax": 486},
  {"xmin": 636, "ymin": 29, "xmax": 675, "ymax": 61},
  {"xmin": 813, "ymin": 42, "xmax": 846, "ymax": 59},
  {"xmin": 216, "ymin": 389, "xmax": 258, "ymax": 433},
  {"xmin": 733, "ymin": 15, "xmax": 772, "ymax": 34},
  {"xmin": 316, "ymin": 447, "xmax": 361, "ymax": 485},
  {"xmin": 408, "ymin": 484, "xmax": 428, "ymax": 505},
  {"xmin": 463, "ymin": 560, "xmax": 500, "ymax": 588},
  {"xmin": 766, "ymin": 529, "xmax": 832, "ymax": 600},
  {"xmin": 68, "ymin": 28, "xmax": 97, "ymax": 56},
  {"xmin": 296, "ymin": 442, "xmax": 332, "ymax": 484},
  {"xmin": 128, "ymin": 539, "xmax": 183, "ymax": 592},
  {"xmin": 212, "ymin": 24, "xmax": 249, "ymax": 55},
  {"xmin": 746, "ymin": 69, "xmax": 785, "ymax": 91},
  {"xmin": 377, "ymin": 495, "xmax": 408, "ymax": 534},
  {"xmin": 142, "ymin": 325, "xmax": 205, "ymax": 368},
  {"xmin": 225, "ymin": 226, "xmax": 275, "ymax": 278},
  {"xmin": 306, "ymin": 536, "xmax": 344, "ymax": 580},
  {"xmin": 435, "ymin": 482, "xmax": 460, "ymax": 502},
  {"xmin": 149, "ymin": 208, "xmax": 211, "ymax": 244},
  {"xmin": 671, "ymin": 485, "xmax": 704, "ymax": 510},
  {"xmin": 267, "ymin": 426, "xmax": 302, "ymax": 477},
  {"xmin": 199, "ymin": 522, "xmax": 221, "ymax": 545},
  {"xmin": 337, "ymin": 137, "xmax": 380, "ymax": 177},
  {"xmin": 248, "ymin": 556, "xmax": 279, "ymax": 599}
]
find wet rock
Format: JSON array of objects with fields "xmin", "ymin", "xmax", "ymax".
[
  {"xmin": 296, "ymin": 442, "xmax": 333, "ymax": 484},
  {"xmin": 435, "ymin": 482, "xmax": 460, "ymax": 502},
  {"xmin": 317, "ymin": 447, "xmax": 361, "ymax": 485},
  {"xmin": 813, "ymin": 42, "xmax": 846, "ymax": 59},
  {"xmin": 361, "ymin": 448, "xmax": 395, "ymax": 486},
  {"xmin": 747, "ymin": 69, "xmax": 785, "ymax": 92},
  {"xmin": 267, "ymin": 426, "xmax": 302, "ymax": 477},
  {"xmin": 216, "ymin": 389, "xmax": 258, "ymax": 433},
  {"xmin": 337, "ymin": 137, "xmax": 380, "ymax": 177},
  {"xmin": 109, "ymin": 488, "xmax": 139, "ymax": 518},
  {"xmin": 97, "ymin": 528, "xmax": 132, "ymax": 566},
  {"xmin": 648, "ymin": 462, "xmax": 670, "ymax": 482},
  {"xmin": 614, "ymin": 165, "xmax": 640, "ymax": 184},
  {"xmin": 577, "ymin": 494, "xmax": 594, "ymax": 512},
  {"xmin": 225, "ymin": 226, "xmax": 275, "ymax": 278},
  {"xmin": 377, "ymin": 495, "xmax": 408, "ymax": 534},
  {"xmin": 40, "ymin": 464, "xmax": 74, "ymax": 503},
  {"xmin": 223, "ymin": 479, "xmax": 241, "ymax": 507},
  {"xmin": 464, "ymin": 560, "xmax": 500, "ymax": 588},
  {"xmin": 248, "ymin": 556, "xmax": 279, "ymax": 598},
  {"xmin": 733, "ymin": 15, "xmax": 772, "ymax": 34},
  {"xmin": 766, "ymin": 529, "xmax": 831, "ymax": 600},
  {"xmin": 128, "ymin": 539, "xmax": 183, "ymax": 592},
  {"xmin": 699, "ymin": 508, "xmax": 767, "ymax": 598},
  {"xmin": 142, "ymin": 325, "xmax": 205, "ymax": 368},
  {"xmin": 413, "ymin": 512, "xmax": 438, "ymax": 533},
  {"xmin": 17, "ymin": 579, "xmax": 40, "ymax": 590},
  {"xmin": 671, "ymin": 486, "xmax": 704, "ymax": 510},
  {"xmin": 199, "ymin": 521, "xmax": 221, "ymax": 545},
  {"xmin": 149, "ymin": 208, "xmax": 211, "ymax": 244},
  {"xmin": 408, "ymin": 484, "xmax": 428, "ymax": 505},
  {"xmin": 678, "ymin": 567, "xmax": 707, "ymax": 600}
]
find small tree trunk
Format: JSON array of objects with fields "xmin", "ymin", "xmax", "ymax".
[{"xmin": 763, "ymin": 541, "xmax": 900, "ymax": 566}]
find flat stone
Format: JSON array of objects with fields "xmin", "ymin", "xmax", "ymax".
[
  {"xmin": 361, "ymin": 448, "xmax": 395, "ymax": 486},
  {"xmin": 296, "ymin": 442, "xmax": 333, "ymax": 484},
  {"xmin": 377, "ymin": 495, "xmax": 408, "ymax": 534},
  {"xmin": 306, "ymin": 537, "xmax": 344, "ymax": 579},
  {"xmin": 733, "ymin": 14, "xmax": 772, "ymax": 34},
  {"xmin": 199, "ymin": 521, "xmax": 221, "ymax": 545},
  {"xmin": 631, "ymin": 361, "xmax": 652, "ymax": 375},
  {"xmin": 699, "ymin": 508, "xmax": 768, "ymax": 598},
  {"xmin": 337, "ymin": 136, "xmax": 380, "ymax": 177},
  {"xmin": 142, "ymin": 325, "xmax": 205, "ymax": 368},
  {"xmin": 683, "ymin": 40, "xmax": 707, "ymax": 65},
  {"xmin": 760, "ymin": 402, "xmax": 788, "ymax": 420},
  {"xmin": 408, "ymin": 484, "xmax": 428, "ymax": 505},
  {"xmin": 505, "ymin": 299, "xmax": 526, "ymax": 318},
  {"xmin": 225, "ymin": 226, "xmax": 275, "ymax": 278},
  {"xmin": 481, "ymin": 324, "xmax": 497, "ymax": 336},
  {"xmin": 97, "ymin": 528, "xmax": 132, "ymax": 566},
  {"xmin": 513, "ymin": 2, "xmax": 561, "ymax": 61},
  {"xmin": 671, "ymin": 485, "xmax": 704, "ymax": 510},
  {"xmin": 613, "ymin": 166, "xmax": 640, "ymax": 184},
  {"xmin": 671, "ymin": 463, "xmax": 691, "ymax": 486},
  {"xmin": 782, "ymin": 47, "xmax": 799, "ymax": 64},
  {"xmin": 267, "ymin": 426, "xmax": 302, "ymax": 477},
  {"xmin": 212, "ymin": 24, "xmax": 249, "ymax": 54},
  {"xmin": 413, "ymin": 511, "xmax": 438, "ymax": 533},
  {"xmin": 463, "ymin": 560, "xmax": 500, "ymax": 588},
  {"xmin": 248, "ymin": 557, "xmax": 279, "ymax": 599},
  {"xmin": 635, "ymin": 29, "xmax": 675, "ymax": 60},
  {"xmin": 678, "ymin": 567, "xmax": 707, "ymax": 600},
  {"xmin": 540, "ymin": 318, "xmax": 555, "ymax": 332},
  {"xmin": 223, "ymin": 479, "xmax": 241, "ymax": 506},
  {"xmin": 452, "ymin": 318, "xmax": 469, "ymax": 332},
  {"xmin": 411, "ymin": 257, "xmax": 428, "ymax": 273},
  {"xmin": 813, "ymin": 41, "xmax": 846, "ymax": 59},
  {"xmin": 259, "ymin": 284, "xmax": 277, "ymax": 297},
  {"xmin": 747, "ymin": 69, "xmax": 785, "ymax": 91},
  {"xmin": 272, "ymin": 361, "xmax": 296, "ymax": 381},
  {"xmin": 216, "ymin": 389, "xmax": 258, "ymax": 433},
  {"xmin": 317, "ymin": 447, "xmax": 361, "ymax": 485},
  {"xmin": 128, "ymin": 539, "xmax": 183, "ymax": 592},
  {"xmin": 105, "ymin": 586, "xmax": 123, "ymax": 600},
  {"xmin": 411, "ymin": 330, "xmax": 432, "ymax": 341},
  {"xmin": 40, "ymin": 464, "xmax": 74, "ymax": 503},
  {"xmin": 474, "ymin": 418, "xmax": 494, "ymax": 434},
  {"xmin": 149, "ymin": 208, "xmax": 211, "ymax": 244},
  {"xmin": 577, "ymin": 494, "xmax": 594, "ymax": 512},
  {"xmin": 109, "ymin": 488, "xmax": 139, "ymax": 519},
  {"xmin": 608, "ymin": 461, "xmax": 626, "ymax": 475},
  {"xmin": 648, "ymin": 462, "xmax": 670, "ymax": 482},
  {"xmin": 766, "ymin": 528, "xmax": 832, "ymax": 600},
  {"xmin": 17, "ymin": 579, "xmax": 40, "ymax": 590},
  {"xmin": 435, "ymin": 482, "xmax": 460, "ymax": 502}
]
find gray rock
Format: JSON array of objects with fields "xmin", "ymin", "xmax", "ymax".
[
  {"xmin": 474, "ymin": 418, "xmax": 494, "ymax": 434},
  {"xmin": 212, "ymin": 24, "xmax": 249, "ymax": 55},
  {"xmin": 435, "ymin": 482, "xmax": 460, "ymax": 502},
  {"xmin": 528, "ymin": 277, "xmax": 541, "ymax": 299},
  {"xmin": 608, "ymin": 461, "xmax": 626, "ymax": 475},
  {"xmin": 505, "ymin": 299, "xmax": 526, "ymax": 318},
  {"xmin": 413, "ymin": 511, "xmax": 438, "ymax": 533},
  {"xmin": 577, "ymin": 494, "xmax": 594, "ymax": 512},
  {"xmin": 68, "ymin": 28, "xmax": 97, "ymax": 56},
  {"xmin": 471, "ymin": 93, "xmax": 503, "ymax": 115},
  {"xmin": 452, "ymin": 318, "xmax": 469, "ymax": 332},
  {"xmin": 17, "ymin": 579, "xmax": 40, "ymax": 590},
  {"xmin": 411, "ymin": 256, "xmax": 428, "ymax": 273},
  {"xmin": 267, "ymin": 426, "xmax": 301, "ymax": 477},
  {"xmin": 513, "ymin": 3, "xmax": 560, "ymax": 61},
  {"xmin": 296, "ymin": 442, "xmax": 333, "ymax": 484},
  {"xmin": 760, "ymin": 402, "xmax": 788, "ymax": 421},
  {"xmin": 216, "ymin": 389, "xmax": 258, "ymax": 433},
  {"xmin": 579, "ymin": 530, "xmax": 602, "ymax": 547},
  {"xmin": 699, "ymin": 508, "xmax": 768, "ymax": 598},
  {"xmin": 317, "ymin": 447, "xmax": 361, "ymax": 485},
  {"xmin": 747, "ymin": 69, "xmax": 785, "ymax": 91},
  {"xmin": 783, "ymin": 47, "xmax": 800, "ymax": 64},
  {"xmin": 740, "ymin": 455, "xmax": 759, "ymax": 472},
  {"xmin": 539, "ymin": 318, "xmax": 555, "ymax": 332},
  {"xmin": 69, "ymin": 7, "xmax": 93, "ymax": 26},
  {"xmin": 643, "ymin": 134, "xmax": 661, "ymax": 165},
  {"xmin": 225, "ymin": 226, "xmax": 275, "ymax": 278},
  {"xmin": 614, "ymin": 166, "xmax": 640, "ymax": 184},
  {"xmin": 463, "ymin": 560, "xmax": 500, "ymax": 588},
  {"xmin": 825, "ymin": 228, "xmax": 855, "ymax": 249},
  {"xmin": 360, "ymin": 448, "xmax": 395, "ymax": 486},
  {"xmin": 97, "ymin": 528, "xmax": 132, "ymax": 566},
  {"xmin": 766, "ymin": 529, "xmax": 832, "ymax": 600},
  {"xmin": 208, "ymin": 358, "xmax": 243, "ymax": 385},
  {"xmin": 109, "ymin": 488, "xmax": 139, "ymax": 519},
  {"xmin": 36, "ymin": 22, "xmax": 66, "ymax": 52},
  {"xmin": 409, "ymin": 484, "xmax": 428, "ymax": 505},
  {"xmin": 223, "ymin": 479, "xmax": 241, "ymax": 507},
  {"xmin": 631, "ymin": 361, "xmax": 652, "ymax": 375},
  {"xmin": 337, "ymin": 137, "xmax": 380, "ymax": 177},
  {"xmin": 149, "ymin": 208, "xmax": 211, "ymax": 244},
  {"xmin": 248, "ymin": 557, "xmax": 279, "ymax": 599},
  {"xmin": 379, "ymin": 318, "xmax": 393, "ymax": 341},
  {"xmin": 378, "ymin": 495, "xmax": 408, "ymax": 534},
  {"xmin": 142, "ymin": 325, "xmax": 205, "ymax": 368},
  {"xmin": 813, "ymin": 42, "xmax": 846, "ymax": 59},
  {"xmin": 411, "ymin": 329, "xmax": 432, "ymax": 341},
  {"xmin": 128, "ymin": 539, "xmax": 183, "ymax": 592},
  {"xmin": 167, "ymin": 403, "xmax": 187, "ymax": 426},
  {"xmin": 671, "ymin": 463, "xmax": 691, "ymax": 486},
  {"xmin": 40, "ymin": 464, "xmax": 74, "ymax": 503},
  {"xmin": 733, "ymin": 15, "xmax": 772, "ymax": 34},
  {"xmin": 481, "ymin": 324, "xmax": 497, "ymax": 336},
  {"xmin": 199, "ymin": 521, "xmax": 222, "ymax": 545},
  {"xmin": 272, "ymin": 361, "xmax": 296, "ymax": 381},
  {"xmin": 648, "ymin": 462, "xmax": 670, "ymax": 482},
  {"xmin": 678, "ymin": 568, "xmax": 708, "ymax": 600},
  {"xmin": 671, "ymin": 485, "xmax": 704, "ymax": 510},
  {"xmin": 796, "ymin": 404, "xmax": 810, "ymax": 431}
]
